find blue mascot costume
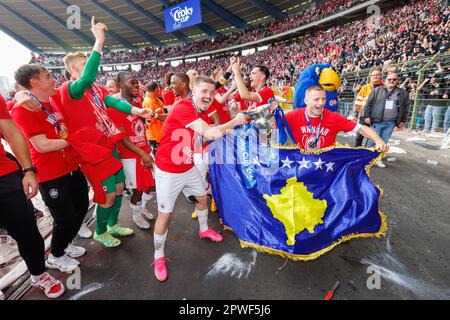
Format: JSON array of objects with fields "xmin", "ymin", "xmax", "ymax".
[{"xmin": 293, "ymin": 64, "xmax": 341, "ymax": 112}]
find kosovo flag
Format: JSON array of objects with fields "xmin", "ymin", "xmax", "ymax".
[{"xmin": 209, "ymin": 128, "xmax": 387, "ymax": 261}]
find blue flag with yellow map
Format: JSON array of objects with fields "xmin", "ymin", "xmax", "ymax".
[{"xmin": 209, "ymin": 130, "xmax": 387, "ymax": 261}]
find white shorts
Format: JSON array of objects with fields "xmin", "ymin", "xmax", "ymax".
[
  {"xmin": 122, "ymin": 158, "xmax": 138, "ymax": 189},
  {"xmin": 155, "ymin": 165, "xmax": 207, "ymax": 213},
  {"xmin": 193, "ymin": 152, "xmax": 208, "ymax": 182},
  {"xmin": 182, "ymin": 153, "xmax": 208, "ymax": 198},
  {"xmin": 122, "ymin": 158, "xmax": 154, "ymax": 191}
]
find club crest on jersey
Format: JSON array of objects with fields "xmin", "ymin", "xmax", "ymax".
[
  {"xmin": 329, "ymin": 99, "xmax": 337, "ymax": 107},
  {"xmin": 134, "ymin": 121, "xmax": 144, "ymax": 135},
  {"xmin": 49, "ymin": 188, "xmax": 59, "ymax": 199}
]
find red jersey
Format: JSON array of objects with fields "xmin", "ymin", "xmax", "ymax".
[
  {"xmin": 285, "ymin": 108, "xmax": 360, "ymax": 150},
  {"xmin": 173, "ymin": 91, "xmax": 192, "ymax": 104},
  {"xmin": 11, "ymin": 101, "xmax": 78, "ymax": 183},
  {"xmin": 58, "ymin": 82, "xmax": 123, "ymax": 146},
  {"xmin": 155, "ymin": 98, "xmax": 202, "ymax": 173},
  {"xmin": 193, "ymin": 103, "xmax": 216, "ymax": 153},
  {"xmin": 56, "ymin": 82, "xmax": 124, "ymax": 170},
  {"xmin": 198, "ymin": 104, "xmax": 216, "ymax": 124},
  {"xmin": 108, "ymin": 98, "xmax": 150, "ymax": 159},
  {"xmin": 6, "ymin": 99, "xmax": 16, "ymax": 112},
  {"xmin": 0, "ymin": 94, "xmax": 19, "ymax": 177},
  {"xmin": 56, "ymin": 82, "xmax": 124, "ymax": 204},
  {"xmin": 212, "ymin": 87, "xmax": 231, "ymax": 123},
  {"xmin": 248, "ymin": 86, "xmax": 274, "ymax": 110},
  {"xmin": 163, "ymin": 89, "xmax": 175, "ymax": 106},
  {"xmin": 174, "ymin": 97, "xmax": 215, "ymax": 124},
  {"xmin": 234, "ymin": 92, "xmax": 248, "ymax": 111}
]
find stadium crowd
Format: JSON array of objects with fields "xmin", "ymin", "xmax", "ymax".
[
  {"xmin": 30, "ymin": 0, "xmax": 366, "ymax": 66},
  {"xmin": 11, "ymin": 0, "xmax": 450, "ymax": 134},
  {"xmin": 24, "ymin": 0, "xmax": 448, "ymax": 93}
]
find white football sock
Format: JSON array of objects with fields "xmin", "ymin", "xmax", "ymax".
[
  {"xmin": 142, "ymin": 192, "xmax": 155, "ymax": 210},
  {"xmin": 154, "ymin": 230, "xmax": 168, "ymax": 260},
  {"xmin": 196, "ymin": 209, "xmax": 209, "ymax": 232},
  {"xmin": 130, "ymin": 203, "xmax": 142, "ymax": 217}
]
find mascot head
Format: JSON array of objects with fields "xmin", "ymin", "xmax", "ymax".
[
  {"xmin": 293, "ymin": 64, "xmax": 341, "ymax": 112},
  {"xmin": 318, "ymin": 68, "xmax": 341, "ymax": 92}
]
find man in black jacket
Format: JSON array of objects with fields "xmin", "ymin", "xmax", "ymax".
[
  {"xmin": 364, "ymin": 72, "xmax": 410, "ymax": 168},
  {"xmin": 0, "ymin": 93, "xmax": 65, "ymax": 298}
]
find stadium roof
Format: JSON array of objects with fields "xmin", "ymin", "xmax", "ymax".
[{"xmin": 0, "ymin": 0, "xmax": 301, "ymax": 53}]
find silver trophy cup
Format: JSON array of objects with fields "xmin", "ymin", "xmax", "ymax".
[{"xmin": 245, "ymin": 103, "xmax": 276, "ymax": 130}]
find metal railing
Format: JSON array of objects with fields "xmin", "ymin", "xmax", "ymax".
[{"xmin": 338, "ymin": 52, "xmax": 450, "ymax": 132}]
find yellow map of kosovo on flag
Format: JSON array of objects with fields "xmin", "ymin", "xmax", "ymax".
[{"xmin": 264, "ymin": 177, "xmax": 327, "ymax": 246}]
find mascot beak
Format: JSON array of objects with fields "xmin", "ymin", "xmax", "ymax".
[{"xmin": 319, "ymin": 68, "xmax": 341, "ymax": 92}]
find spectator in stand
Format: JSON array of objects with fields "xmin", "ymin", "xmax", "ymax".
[{"xmin": 33, "ymin": 0, "xmax": 369, "ymax": 68}]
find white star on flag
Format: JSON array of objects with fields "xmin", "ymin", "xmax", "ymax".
[
  {"xmin": 325, "ymin": 162, "xmax": 335, "ymax": 172},
  {"xmin": 297, "ymin": 157, "xmax": 311, "ymax": 169},
  {"xmin": 313, "ymin": 157, "xmax": 325, "ymax": 170},
  {"xmin": 281, "ymin": 156, "xmax": 294, "ymax": 168}
]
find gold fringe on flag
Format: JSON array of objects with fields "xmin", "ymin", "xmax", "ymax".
[{"xmin": 218, "ymin": 145, "xmax": 388, "ymax": 261}]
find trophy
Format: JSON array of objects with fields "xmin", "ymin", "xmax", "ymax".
[
  {"xmin": 245, "ymin": 102, "xmax": 276, "ymax": 130},
  {"xmin": 243, "ymin": 99, "xmax": 297, "ymax": 146}
]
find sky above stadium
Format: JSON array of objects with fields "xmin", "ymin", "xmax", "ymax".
[{"xmin": 0, "ymin": 31, "xmax": 31, "ymax": 86}]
